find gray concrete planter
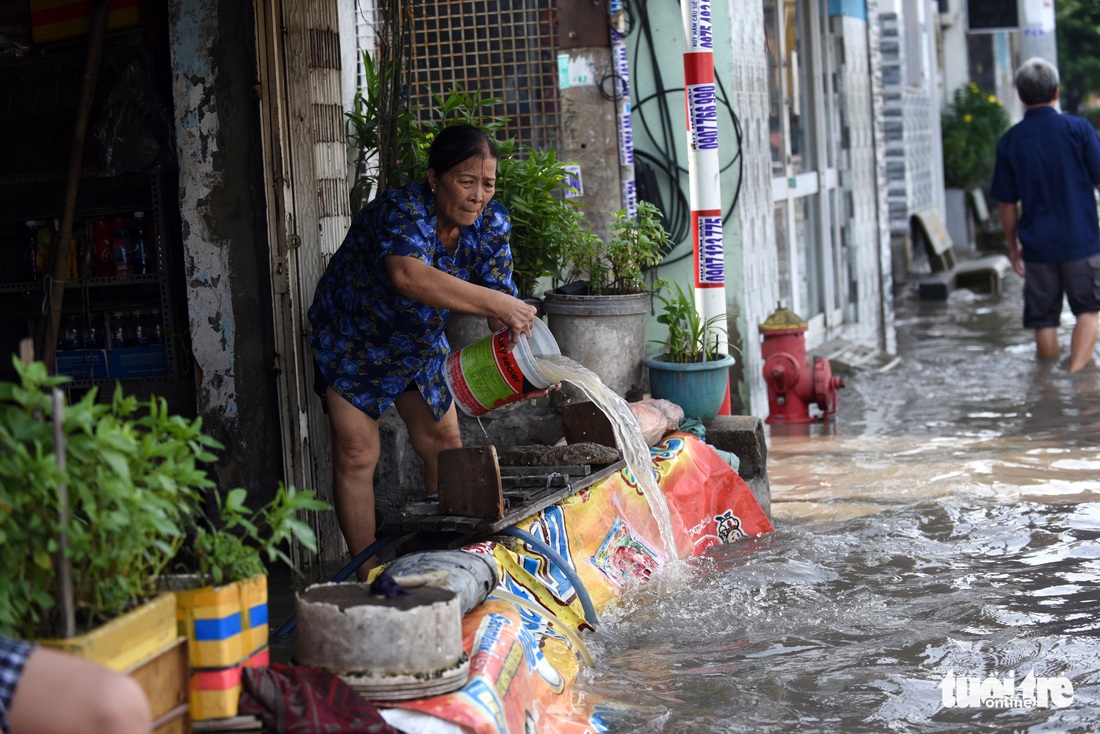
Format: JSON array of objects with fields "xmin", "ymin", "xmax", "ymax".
[{"xmin": 542, "ymin": 290, "xmax": 651, "ymax": 402}]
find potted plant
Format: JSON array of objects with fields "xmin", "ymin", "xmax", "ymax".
[
  {"xmin": 643, "ymin": 280, "xmax": 736, "ymax": 421},
  {"xmin": 542, "ymin": 201, "xmax": 669, "ymax": 401},
  {"xmin": 940, "ymin": 83, "xmax": 1009, "ymax": 249},
  {"xmin": 166, "ymin": 484, "xmax": 328, "ymax": 721},
  {"xmin": 0, "ymin": 357, "xmax": 218, "ymax": 730}
]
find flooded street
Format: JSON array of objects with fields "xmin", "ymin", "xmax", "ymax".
[{"xmin": 578, "ymin": 276, "xmax": 1100, "ymax": 732}]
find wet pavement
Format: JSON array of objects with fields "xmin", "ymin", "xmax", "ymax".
[{"xmin": 573, "ymin": 275, "xmax": 1100, "ymax": 732}]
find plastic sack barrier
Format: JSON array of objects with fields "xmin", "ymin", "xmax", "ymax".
[{"xmin": 385, "ymin": 433, "xmax": 773, "ymax": 732}]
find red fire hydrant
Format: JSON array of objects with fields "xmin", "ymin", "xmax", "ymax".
[{"xmin": 759, "ymin": 305, "xmax": 844, "ymax": 424}]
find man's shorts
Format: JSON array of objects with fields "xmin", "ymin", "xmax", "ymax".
[
  {"xmin": 1024, "ymin": 253, "xmax": 1100, "ymax": 329},
  {"xmin": 0, "ymin": 638, "xmax": 35, "ymax": 734}
]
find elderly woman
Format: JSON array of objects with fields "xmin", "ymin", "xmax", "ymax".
[{"xmin": 309, "ymin": 124, "xmax": 538, "ymax": 578}]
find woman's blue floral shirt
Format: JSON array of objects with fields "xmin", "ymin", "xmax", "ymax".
[{"xmin": 308, "ymin": 180, "xmax": 517, "ymax": 420}]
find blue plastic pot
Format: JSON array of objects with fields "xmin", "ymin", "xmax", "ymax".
[{"xmin": 643, "ymin": 353, "xmax": 736, "ymax": 421}]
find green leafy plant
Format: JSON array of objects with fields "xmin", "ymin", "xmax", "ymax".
[
  {"xmin": 497, "ymin": 146, "xmax": 596, "ymax": 298},
  {"xmin": 346, "ymin": 50, "xmax": 511, "ymax": 204},
  {"xmin": 562, "ymin": 201, "xmax": 669, "ymax": 296},
  {"xmin": 0, "ymin": 358, "xmax": 216, "ymax": 639},
  {"xmin": 651, "ymin": 280, "xmax": 728, "ymax": 362},
  {"xmin": 191, "ymin": 485, "xmax": 329, "ymax": 588},
  {"xmin": 941, "ymin": 83, "xmax": 1010, "ymax": 190}
]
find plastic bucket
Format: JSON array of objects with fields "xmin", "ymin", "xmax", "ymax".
[{"xmin": 444, "ymin": 318, "xmax": 560, "ymax": 417}]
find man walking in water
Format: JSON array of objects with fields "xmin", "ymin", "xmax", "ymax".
[{"xmin": 991, "ymin": 57, "xmax": 1100, "ymax": 372}]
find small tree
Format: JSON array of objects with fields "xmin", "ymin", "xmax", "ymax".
[{"xmin": 941, "ymin": 84, "xmax": 1010, "ymax": 190}]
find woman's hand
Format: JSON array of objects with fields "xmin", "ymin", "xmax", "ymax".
[{"xmin": 494, "ymin": 295, "xmax": 538, "ymax": 352}]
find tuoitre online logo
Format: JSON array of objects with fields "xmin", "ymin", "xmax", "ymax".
[{"xmin": 939, "ymin": 670, "xmax": 1075, "ymax": 709}]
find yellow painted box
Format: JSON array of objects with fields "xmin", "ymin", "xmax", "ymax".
[
  {"xmin": 172, "ymin": 574, "xmax": 268, "ymax": 669},
  {"xmin": 190, "ymin": 648, "xmax": 269, "ymax": 721},
  {"xmin": 170, "ymin": 574, "xmax": 268, "ymax": 721},
  {"xmin": 39, "ymin": 591, "xmax": 177, "ymax": 673},
  {"xmin": 30, "ymin": 0, "xmax": 142, "ymax": 44}
]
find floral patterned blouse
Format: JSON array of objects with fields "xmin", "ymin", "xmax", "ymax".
[{"xmin": 308, "ymin": 180, "xmax": 517, "ymax": 420}]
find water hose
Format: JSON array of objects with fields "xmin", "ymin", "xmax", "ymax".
[
  {"xmin": 500, "ymin": 526, "xmax": 599, "ymax": 627},
  {"xmin": 271, "ymin": 532, "xmax": 407, "ymax": 639},
  {"xmin": 488, "ymin": 589, "xmax": 594, "ymax": 665}
]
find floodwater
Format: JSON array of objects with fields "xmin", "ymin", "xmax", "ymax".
[{"xmin": 577, "ymin": 276, "xmax": 1100, "ymax": 733}]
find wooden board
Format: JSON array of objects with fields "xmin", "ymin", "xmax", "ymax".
[
  {"xmin": 561, "ymin": 402, "xmax": 617, "ymax": 448},
  {"xmin": 438, "ymin": 446, "xmax": 504, "ymax": 520},
  {"xmin": 126, "ymin": 637, "xmax": 191, "ymax": 734}
]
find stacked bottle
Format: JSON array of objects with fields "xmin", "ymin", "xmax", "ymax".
[{"xmin": 110, "ymin": 309, "xmax": 164, "ymax": 348}]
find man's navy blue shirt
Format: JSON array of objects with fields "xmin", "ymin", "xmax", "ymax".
[{"xmin": 990, "ymin": 106, "xmax": 1100, "ymax": 263}]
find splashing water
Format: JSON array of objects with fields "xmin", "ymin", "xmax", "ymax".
[{"xmin": 534, "ymin": 355, "xmax": 679, "ymax": 560}]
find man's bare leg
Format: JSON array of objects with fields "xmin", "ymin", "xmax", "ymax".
[
  {"xmin": 1069, "ymin": 312, "xmax": 1099, "ymax": 373},
  {"xmin": 1036, "ymin": 326, "xmax": 1060, "ymax": 360},
  {"xmin": 326, "ymin": 387, "xmax": 381, "ymax": 582}
]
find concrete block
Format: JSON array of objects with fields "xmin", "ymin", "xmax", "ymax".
[
  {"xmin": 955, "ymin": 254, "xmax": 1011, "ymax": 295},
  {"xmin": 703, "ymin": 415, "xmax": 771, "ymax": 519}
]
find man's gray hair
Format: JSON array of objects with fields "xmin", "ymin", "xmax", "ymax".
[{"xmin": 1015, "ymin": 57, "xmax": 1059, "ymax": 106}]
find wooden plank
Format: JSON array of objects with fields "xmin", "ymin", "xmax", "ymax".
[
  {"xmin": 438, "ymin": 446, "xmax": 504, "ymax": 519},
  {"xmin": 561, "ymin": 402, "xmax": 617, "ymax": 448},
  {"xmin": 485, "ymin": 461, "xmax": 625, "ymax": 532},
  {"xmin": 125, "ymin": 637, "xmax": 191, "ymax": 734}
]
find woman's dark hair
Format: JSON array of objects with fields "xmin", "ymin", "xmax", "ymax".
[
  {"xmin": 1015, "ymin": 57, "xmax": 1059, "ymax": 106},
  {"xmin": 427, "ymin": 124, "xmax": 499, "ymax": 176}
]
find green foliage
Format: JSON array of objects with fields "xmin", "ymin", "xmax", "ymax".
[
  {"xmin": 564, "ymin": 202, "xmax": 669, "ymax": 296},
  {"xmin": 497, "ymin": 147, "xmax": 597, "ymax": 298},
  {"xmin": 651, "ymin": 280, "xmax": 728, "ymax": 363},
  {"xmin": 941, "ymin": 83, "xmax": 1010, "ymax": 190},
  {"xmin": 0, "ymin": 359, "xmax": 218, "ymax": 639},
  {"xmin": 1056, "ymin": 0, "xmax": 1100, "ymax": 114},
  {"xmin": 346, "ymin": 50, "xmax": 510, "ymax": 204},
  {"xmin": 191, "ymin": 485, "xmax": 329, "ymax": 588}
]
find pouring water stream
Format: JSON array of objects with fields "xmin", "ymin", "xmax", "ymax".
[{"xmin": 534, "ymin": 355, "xmax": 680, "ymax": 561}]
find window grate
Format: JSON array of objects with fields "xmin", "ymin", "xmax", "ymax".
[{"xmin": 405, "ymin": 0, "xmax": 561, "ymax": 151}]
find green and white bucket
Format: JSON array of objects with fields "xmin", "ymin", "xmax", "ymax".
[{"xmin": 444, "ymin": 319, "xmax": 560, "ymax": 417}]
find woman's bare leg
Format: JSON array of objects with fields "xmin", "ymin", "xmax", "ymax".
[
  {"xmin": 326, "ymin": 387, "xmax": 381, "ymax": 581},
  {"xmin": 394, "ymin": 394, "xmax": 463, "ymax": 496}
]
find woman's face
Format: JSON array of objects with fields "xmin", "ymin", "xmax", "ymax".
[{"xmin": 428, "ymin": 154, "xmax": 498, "ymax": 230}]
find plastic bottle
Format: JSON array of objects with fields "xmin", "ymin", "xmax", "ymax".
[
  {"xmin": 111, "ymin": 311, "xmax": 127, "ymax": 348},
  {"xmin": 133, "ymin": 310, "xmax": 150, "ymax": 347},
  {"xmin": 132, "ymin": 211, "xmax": 148, "ymax": 275},
  {"xmin": 147, "ymin": 309, "xmax": 163, "ymax": 345},
  {"xmin": 112, "ymin": 227, "xmax": 132, "ymax": 277},
  {"xmin": 25, "ymin": 220, "xmax": 38, "ymax": 282},
  {"xmin": 93, "ymin": 218, "xmax": 114, "ymax": 277},
  {"xmin": 59, "ymin": 316, "xmax": 80, "ymax": 351}
]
